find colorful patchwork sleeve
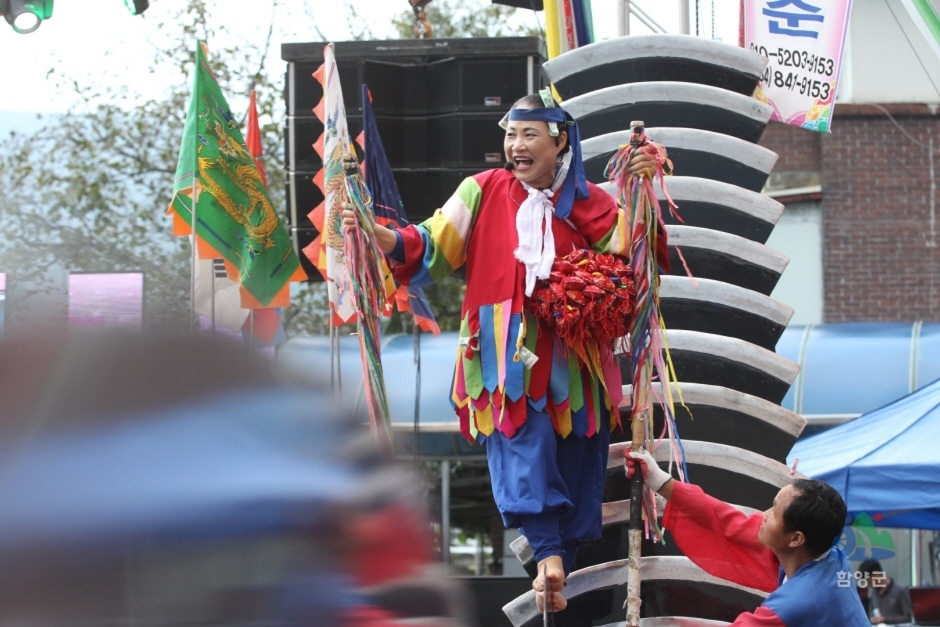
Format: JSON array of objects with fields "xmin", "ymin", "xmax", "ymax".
[
  {"xmin": 388, "ymin": 176, "xmax": 483, "ymax": 288},
  {"xmin": 564, "ymin": 185, "xmax": 641, "ymax": 258}
]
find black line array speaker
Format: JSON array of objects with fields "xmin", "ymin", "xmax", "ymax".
[{"xmin": 282, "ymin": 38, "xmax": 546, "ymax": 281}]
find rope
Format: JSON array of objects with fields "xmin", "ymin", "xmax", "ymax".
[{"xmin": 711, "ymin": 0, "xmax": 715, "ymax": 39}]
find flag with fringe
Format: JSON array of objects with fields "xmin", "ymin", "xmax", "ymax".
[
  {"xmin": 305, "ymin": 44, "xmax": 393, "ymax": 449},
  {"xmin": 169, "ymin": 42, "xmax": 305, "ymax": 309},
  {"xmin": 361, "ymin": 84, "xmax": 440, "ymax": 336},
  {"xmin": 301, "ymin": 44, "xmax": 358, "ymax": 324}
]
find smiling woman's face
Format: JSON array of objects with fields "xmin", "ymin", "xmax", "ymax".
[{"xmin": 503, "ymin": 108, "xmax": 568, "ymax": 190}]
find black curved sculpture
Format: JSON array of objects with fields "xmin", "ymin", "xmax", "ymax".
[
  {"xmin": 661, "ymin": 225, "xmax": 789, "ymax": 296},
  {"xmin": 599, "ymin": 178, "xmax": 784, "ymax": 244},
  {"xmin": 583, "ymin": 128, "xmax": 778, "ymax": 193},
  {"xmin": 563, "ymin": 82, "xmax": 773, "ymax": 142},
  {"xmin": 542, "ymin": 34, "xmax": 767, "ymax": 100},
  {"xmin": 659, "ymin": 276, "xmax": 793, "ymax": 350}
]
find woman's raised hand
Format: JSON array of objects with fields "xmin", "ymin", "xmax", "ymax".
[{"xmin": 341, "ymin": 203, "xmax": 397, "ymax": 254}]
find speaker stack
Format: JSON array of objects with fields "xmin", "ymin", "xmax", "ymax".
[{"xmin": 281, "ymin": 38, "xmax": 546, "ymax": 280}]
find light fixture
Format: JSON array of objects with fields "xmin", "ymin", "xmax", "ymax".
[
  {"xmin": 122, "ymin": 0, "xmax": 149, "ymax": 15},
  {"xmin": 1, "ymin": 0, "xmax": 53, "ymax": 34}
]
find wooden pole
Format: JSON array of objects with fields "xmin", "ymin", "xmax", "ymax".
[
  {"xmin": 626, "ymin": 368, "xmax": 649, "ymax": 626},
  {"xmin": 626, "ymin": 120, "xmax": 650, "ymax": 627}
]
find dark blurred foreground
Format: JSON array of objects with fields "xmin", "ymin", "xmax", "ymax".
[{"xmin": 0, "ymin": 330, "xmax": 471, "ymax": 627}]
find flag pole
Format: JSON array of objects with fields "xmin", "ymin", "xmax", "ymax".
[
  {"xmin": 329, "ymin": 311, "xmax": 336, "ymax": 394},
  {"xmin": 189, "ymin": 42, "xmax": 200, "ymax": 335},
  {"xmin": 337, "ymin": 316, "xmax": 343, "ymax": 394},
  {"xmin": 413, "ymin": 321, "xmax": 421, "ymax": 464},
  {"xmin": 210, "ymin": 261, "xmax": 216, "ymax": 336},
  {"xmin": 191, "ymin": 179, "xmax": 198, "ymax": 334}
]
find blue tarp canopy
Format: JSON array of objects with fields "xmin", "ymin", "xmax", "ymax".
[
  {"xmin": 789, "ymin": 378, "xmax": 940, "ymax": 529},
  {"xmin": 279, "ymin": 333, "xmax": 481, "ymax": 457},
  {"xmin": 777, "ymin": 323, "xmax": 940, "ymax": 417}
]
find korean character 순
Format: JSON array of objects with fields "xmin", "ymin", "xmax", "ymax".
[
  {"xmin": 762, "ymin": 0, "xmax": 825, "ymax": 39},
  {"xmin": 837, "ymin": 571, "xmax": 853, "ymax": 588}
]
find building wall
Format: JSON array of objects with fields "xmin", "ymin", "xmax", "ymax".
[
  {"xmin": 760, "ymin": 120, "xmax": 821, "ymax": 176},
  {"xmin": 766, "ymin": 202, "xmax": 824, "ymax": 325},
  {"xmin": 839, "ymin": 0, "xmax": 940, "ymax": 105},
  {"xmin": 760, "ymin": 110, "xmax": 940, "ymax": 323}
]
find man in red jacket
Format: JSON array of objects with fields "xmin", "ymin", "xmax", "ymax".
[{"xmin": 628, "ymin": 449, "xmax": 869, "ymax": 626}]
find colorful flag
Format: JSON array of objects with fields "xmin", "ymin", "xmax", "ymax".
[
  {"xmin": 361, "ymin": 85, "xmax": 440, "ymax": 336},
  {"xmin": 169, "ymin": 42, "xmax": 305, "ymax": 309},
  {"xmin": 245, "ymin": 90, "xmax": 268, "ymax": 186},
  {"xmin": 545, "ymin": 0, "xmax": 595, "ymax": 59},
  {"xmin": 303, "ymin": 44, "xmax": 358, "ymax": 324},
  {"xmin": 241, "ymin": 89, "xmax": 287, "ymax": 346}
]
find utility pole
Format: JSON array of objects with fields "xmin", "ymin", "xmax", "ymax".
[
  {"xmin": 679, "ymin": 0, "xmax": 690, "ymax": 34},
  {"xmin": 618, "ymin": 0, "xmax": 630, "ymax": 36}
]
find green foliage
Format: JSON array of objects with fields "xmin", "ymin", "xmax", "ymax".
[
  {"xmin": 392, "ymin": 0, "xmax": 542, "ymax": 39},
  {"xmin": 0, "ymin": 0, "xmax": 285, "ymax": 332},
  {"xmin": 0, "ymin": 0, "xmax": 516, "ymax": 337}
]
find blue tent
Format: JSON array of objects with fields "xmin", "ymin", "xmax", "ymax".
[{"xmin": 789, "ymin": 377, "xmax": 940, "ymax": 530}]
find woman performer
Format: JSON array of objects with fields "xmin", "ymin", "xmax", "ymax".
[{"xmin": 344, "ymin": 90, "xmax": 657, "ymax": 612}]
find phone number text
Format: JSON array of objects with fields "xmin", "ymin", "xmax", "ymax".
[{"xmin": 749, "ymin": 43, "xmax": 835, "ymax": 77}]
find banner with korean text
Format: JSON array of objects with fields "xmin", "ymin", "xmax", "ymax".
[{"xmin": 745, "ymin": 0, "xmax": 854, "ymax": 133}]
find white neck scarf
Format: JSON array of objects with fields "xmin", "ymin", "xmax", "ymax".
[
  {"xmin": 515, "ymin": 182, "xmax": 556, "ymax": 297},
  {"xmin": 514, "ymin": 156, "xmax": 571, "ymax": 296}
]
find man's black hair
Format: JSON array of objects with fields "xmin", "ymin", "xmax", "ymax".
[
  {"xmin": 859, "ymin": 559, "xmax": 882, "ymax": 575},
  {"xmin": 509, "ymin": 93, "xmax": 571, "ymax": 157},
  {"xmin": 783, "ymin": 479, "xmax": 847, "ymax": 555}
]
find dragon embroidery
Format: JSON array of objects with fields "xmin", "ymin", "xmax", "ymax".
[
  {"xmin": 322, "ymin": 110, "xmax": 352, "ymax": 251},
  {"xmin": 196, "ymin": 111, "xmax": 279, "ymax": 252}
]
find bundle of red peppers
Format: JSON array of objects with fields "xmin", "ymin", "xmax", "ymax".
[{"xmin": 528, "ymin": 249, "xmax": 636, "ymax": 346}]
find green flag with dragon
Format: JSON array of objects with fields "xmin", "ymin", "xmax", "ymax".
[{"xmin": 169, "ymin": 41, "xmax": 305, "ymax": 308}]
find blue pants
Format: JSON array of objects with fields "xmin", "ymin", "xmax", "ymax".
[{"xmin": 486, "ymin": 405, "xmax": 610, "ymax": 574}]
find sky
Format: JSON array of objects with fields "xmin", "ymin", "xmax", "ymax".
[{"xmin": 0, "ymin": 0, "xmax": 741, "ymax": 116}]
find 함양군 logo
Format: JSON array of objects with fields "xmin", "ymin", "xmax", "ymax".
[{"xmin": 840, "ymin": 512, "xmax": 896, "ymax": 561}]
